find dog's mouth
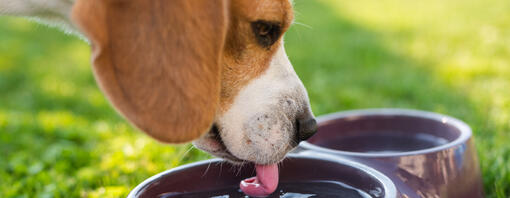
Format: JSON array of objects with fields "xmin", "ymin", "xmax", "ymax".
[
  {"xmin": 194, "ymin": 123, "xmax": 299, "ymax": 165},
  {"xmin": 199, "ymin": 125, "xmax": 246, "ymax": 164},
  {"xmin": 196, "ymin": 125, "xmax": 281, "ymax": 197}
]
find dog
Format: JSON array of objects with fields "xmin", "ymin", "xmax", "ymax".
[{"xmin": 0, "ymin": 0, "xmax": 316, "ymax": 167}]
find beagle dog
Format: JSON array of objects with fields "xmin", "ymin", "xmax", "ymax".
[{"xmin": 1, "ymin": 0, "xmax": 316, "ymax": 195}]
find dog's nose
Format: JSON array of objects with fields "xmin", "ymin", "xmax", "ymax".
[{"xmin": 297, "ymin": 118, "xmax": 317, "ymax": 142}]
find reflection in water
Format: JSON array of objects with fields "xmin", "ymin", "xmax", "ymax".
[
  {"xmin": 159, "ymin": 181, "xmax": 372, "ymax": 198},
  {"xmin": 315, "ymin": 132, "xmax": 448, "ymax": 154}
]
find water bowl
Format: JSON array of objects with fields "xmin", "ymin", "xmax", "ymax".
[
  {"xmin": 127, "ymin": 154, "xmax": 399, "ymax": 198},
  {"xmin": 298, "ymin": 109, "xmax": 484, "ymax": 198}
]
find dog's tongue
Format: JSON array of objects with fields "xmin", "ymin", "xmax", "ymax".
[{"xmin": 240, "ymin": 164, "xmax": 279, "ymax": 197}]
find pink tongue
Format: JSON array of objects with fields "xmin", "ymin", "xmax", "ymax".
[{"xmin": 239, "ymin": 164, "xmax": 279, "ymax": 197}]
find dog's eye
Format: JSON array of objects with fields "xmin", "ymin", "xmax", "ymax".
[{"xmin": 251, "ymin": 20, "xmax": 281, "ymax": 48}]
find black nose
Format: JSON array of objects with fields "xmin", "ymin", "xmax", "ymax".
[{"xmin": 296, "ymin": 118, "xmax": 317, "ymax": 142}]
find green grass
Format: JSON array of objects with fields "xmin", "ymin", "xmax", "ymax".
[{"xmin": 1, "ymin": 0, "xmax": 509, "ymax": 197}]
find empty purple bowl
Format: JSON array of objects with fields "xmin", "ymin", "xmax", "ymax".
[
  {"xmin": 128, "ymin": 154, "xmax": 399, "ymax": 198},
  {"xmin": 298, "ymin": 109, "xmax": 484, "ymax": 198}
]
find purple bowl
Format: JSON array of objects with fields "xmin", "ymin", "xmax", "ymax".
[
  {"xmin": 298, "ymin": 109, "xmax": 484, "ymax": 198},
  {"xmin": 128, "ymin": 154, "xmax": 399, "ymax": 198}
]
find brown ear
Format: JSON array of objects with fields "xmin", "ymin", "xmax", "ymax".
[{"xmin": 71, "ymin": 0, "xmax": 228, "ymax": 143}]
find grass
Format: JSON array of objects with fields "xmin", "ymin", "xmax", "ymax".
[{"xmin": 1, "ymin": 0, "xmax": 509, "ymax": 197}]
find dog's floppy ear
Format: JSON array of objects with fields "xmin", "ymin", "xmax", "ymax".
[{"xmin": 71, "ymin": 0, "xmax": 228, "ymax": 143}]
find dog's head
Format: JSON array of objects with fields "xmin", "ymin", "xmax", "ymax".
[{"xmin": 71, "ymin": 0, "xmax": 316, "ymax": 165}]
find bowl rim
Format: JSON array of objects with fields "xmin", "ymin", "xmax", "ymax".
[
  {"xmin": 299, "ymin": 108, "xmax": 472, "ymax": 158},
  {"xmin": 127, "ymin": 153, "xmax": 398, "ymax": 198}
]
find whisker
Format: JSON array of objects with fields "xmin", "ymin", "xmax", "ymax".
[
  {"xmin": 235, "ymin": 163, "xmax": 245, "ymax": 176},
  {"xmin": 293, "ymin": 21, "xmax": 312, "ymax": 29},
  {"xmin": 218, "ymin": 161, "xmax": 224, "ymax": 177},
  {"xmin": 202, "ymin": 161, "xmax": 213, "ymax": 177},
  {"xmin": 176, "ymin": 144, "xmax": 195, "ymax": 163}
]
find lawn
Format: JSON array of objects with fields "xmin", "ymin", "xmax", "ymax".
[{"xmin": 1, "ymin": 0, "xmax": 509, "ymax": 197}]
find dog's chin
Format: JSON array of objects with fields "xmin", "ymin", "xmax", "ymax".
[{"xmin": 192, "ymin": 126, "xmax": 296, "ymax": 165}]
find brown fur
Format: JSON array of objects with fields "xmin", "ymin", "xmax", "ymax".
[
  {"xmin": 71, "ymin": 0, "xmax": 293, "ymax": 143},
  {"xmin": 220, "ymin": 0, "xmax": 294, "ymax": 111}
]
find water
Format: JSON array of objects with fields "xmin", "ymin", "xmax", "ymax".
[
  {"xmin": 159, "ymin": 180, "xmax": 373, "ymax": 198},
  {"xmin": 316, "ymin": 132, "xmax": 448, "ymax": 154}
]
